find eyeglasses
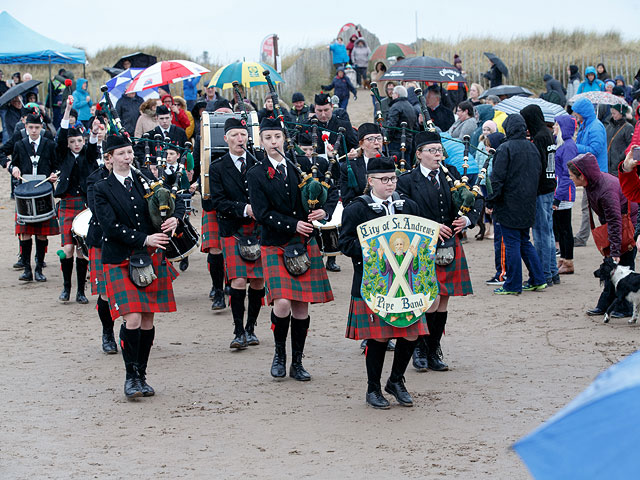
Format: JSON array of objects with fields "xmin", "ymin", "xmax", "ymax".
[
  {"xmin": 370, "ymin": 176, "xmax": 398, "ymax": 184},
  {"xmin": 420, "ymin": 147, "xmax": 443, "ymax": 155},
  {"xmin": 364, "ymin": 136, "xmax": 384, "ymax": 143}
]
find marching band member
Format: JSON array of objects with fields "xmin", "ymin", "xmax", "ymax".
[
  {"xmin": 339, "ymin": 156, "xmax": 427, "ymax": 409},
  {"xmin": 247, "ymin": 118, "xmax": 333, "ymax": 381},
  {"xmin": 9, "ymin": 112, "xmax": 59, "ymax": 282},
  {"xmin": 211, "ymin": 118, "xmax": 265, "ymax": 349},
  {"xmin": 397, "ymin": 130, "xmax": 480, "ymax": 372},
  {"xmin": 94, "ymin": 134, "xmax": 184, "ymax": 399}
]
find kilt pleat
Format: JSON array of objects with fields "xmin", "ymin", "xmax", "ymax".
[
  {"xmin": 200, "ymin": 210, "xmax": 221, "ymax": 251},
  {"xmin": 436, "ymin": 235, "xmax": 473, "ymax": 296},
  {"xmin": 261, "ymin": 238, "xmax": 333, "ymax": 305},
  {"xmin": 89, "ymin": 246, "xmax": 106, "ymax": 296},
  {"xmin": 58, "ymin": 195, "xmax": 85, "ymax": 246},
  {"xmin": 221, "ymin": 222, "xmax": 263, "ymax": 280},
  {"xmin": 345, "ymin": 296, "xmax": 428, "ymax": 340},
  {"xmin": 15, "ymin": 212, "xmax": 60, "ymax": 236}
]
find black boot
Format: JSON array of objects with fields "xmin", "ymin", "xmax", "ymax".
[
  {"xmin": 229, "ymin": 288, "xmax": 247, "ymax": 349},
  {"xmin": 325, "ymin": 256, "xmax": 341, "ymax": 272},
  {"xmin": 365, "ymin": 339, "xmax": 390, "ymax": 409},
  {"xmin": 412, "ymin": 334, "xmax": 429, "ymax": 372},
  {"xmin": 270, "ymin": 311, "xmax": 290, "ymax": 378},
  {"xmin": 245, "ymin": 287, "xmax": 264, "ymax": 346},
  {"xmin": 385, "ymin": 337, "xmax": 417, "ymax": 407},
  {"xmin": 13, "ymin": 241, "xmax": 25, "ymax": 270},
  {"xmin": 426, "ymin": 311, "xmax": 449, "ymax": 371},
  {"xmin": 208, "ymin": 253, "xmax": 225, "ymax": 309},
  {"xmin": 120, "ymin": 324, "xmax": 142, "ymax": 398},
  {"xmin": 138, "ymin": 327, "xmax": 155, "ymax": 396},
  {"xmin": 59, "ymin": 257, "xmax": 74, "ymax": 302},
  {"xmin": 18, "ymin": 239, "xmax": 33, "ymax": 282},
  {"xmin": 290, "ymin": 316, "xmax": 311, "ymax": 381},
  {"xmin": 75, "ymin": 257, "xmax": 89, "ymax": 304},
  {"xmin": 98, "ymin": 297, "xmax": 116, "ymax": 354},
  {"xmin": 179, "ymin": 256, "xmax": 189, "ymax": 272},
  {"xmin": 34, "ymin": 238, "xmax": 47, "ymax": 282}
]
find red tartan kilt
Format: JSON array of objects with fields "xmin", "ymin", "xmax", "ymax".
[
  {"xmin": 89, "ymin": 247, "xmax": 106, "ymax": 296},
  {"xmin": 345, "ymin": 296, "xmax": 428, "ymax": 340},
  {"xmin": 200, "ymin": 210, "xmax": 221, "ymax": 251},
  {"xmin": 261, "ymin": 237, "xmax": 333, "ymax": 305},
  {"xmin": 58, "ymin": 195, "xmax": 86, "ymax": 246},
  {"xmin": 436, "ymin": 235, "xmax": 473, "ymax": 296},
  {"xmin": 14, "ymin": 212, "xmax": 60, "ymax": 236},
  {"xmin": 103, "ymin": 249, "xmax": 177, "ymax": 320},
  {"xmin": 221, "ymin": 222, "xmax": 263, "ymax": 280}
]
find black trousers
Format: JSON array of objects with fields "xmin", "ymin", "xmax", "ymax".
[{"xmin": 553, "ymin": 208, "xmax": 574, "ymax": 260}]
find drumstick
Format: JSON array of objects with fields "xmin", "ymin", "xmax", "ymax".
[{"xmin": 34, "ymin": 170, "xmax": 61, "ymax": 188}]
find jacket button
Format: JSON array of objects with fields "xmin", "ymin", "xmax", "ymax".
[{"xmin": 131, "ymin": 235, "xmax": 135, "ymax": 238}]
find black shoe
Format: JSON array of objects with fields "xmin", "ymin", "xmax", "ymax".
[
  {"xmin": 271, "ymin": 342, "xmax": 287, "ymax": 378},
  {"xmin": 42, "ymin": 260, "xmax": 47, "ymax": 268},
  {"xmin": 230, "ymin": 332, "xmax": 248, "ymax": 349},
  {"xmin": 138, "ymin": 373, "xmax": 155, "ymax": 397},
  {"xmin": 427, "ymin": 353, "xmax": 449, "ymax": 371},
  {"xmin": 59, "ymin": 286, "xmax": 71, "ymax": 302},
  {"xmin": 412, "ymin": 338, "xmax": 429, "ymax": 372},
  {"xmin": 360, "ymin": 339, "xmax": 368, "ymax": 350},
  {"xmin": 19, "ymin": 266, "xmax": 33, "ymax": 282},
  {"xmin": 586, "ymin": 308, "xmax": 605, "ymax": 316},
  {"xmin": 13, "ymin": 257, "xmax": 25, "ymax": 270},
  {"xmin": 610, "ymin": 311, "xmax": 631, "ymax": 319},
  {"xmin": 552, "ymin": 274, "xmax": 561, "ymax": 285},
  {"xmin": 325, "ymin": 258, "xmax": 341, "ymax": 272},
  {"xmin": 209, "ymin": 287, "xmax": 216, "ymax": 299},
  {"xmin": 76, "ymin": 291, "xmax": 89, "ymax": 304},
  {"xmin": 385, "ymin": 378, "xmax": 414, "ymax": 407},
  {"xmin": 124, "ymin": 377, "xmax": 143, "ymax": 398},
  {"xmin": 179, "ymin": 257, "xmax": 189, "ymax": 272},
  {"xmin": 34, "ymin": 264, "xmax": 46, "ymax": 282},
  {"xmin": 386, "ymin": 339, "xmax": 395, "ymax": 351},
  {"xmin": 211, "ymin": 289, "xmax": 226, "ymax": 310},
  {"xmin": 289, "ymin": 352, "xmax": 311, "ymax": 381},
  {"xmin": 366, "ymin": 389, "xmax": 390, "ymax": 409},
  {"xmin": 245, "ymin": 325, "xmax": 260, "ymax": 346},
  {"xmin": 102, "ymin": 332, "xmax": 117, "ymax": 354}
]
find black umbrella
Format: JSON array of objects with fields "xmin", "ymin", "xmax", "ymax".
[
  {"xmin": 0, "ymin": 79, "xmax": 42, "ymax": 107},
  {"xmin": 479, "ymin": 85, "xmax": 532, "ymax": 99},
  {"xmin": 103, "ymin": 67, "xmax": 124, "ymax": 78},
  {"xmin": 113, "ymin": 52, "xmax": 158, "ymax": 70},
  {"xmin": 484, "ymin": 52, "xmax": 509, "ymax": 78},
  {"xmin": 380, "ymin": 56, "xmax": 466, "ymax": 83}
]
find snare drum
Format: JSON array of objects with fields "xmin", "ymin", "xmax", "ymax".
[
  {"xmin": 165, "ymin": 219, "xmax": 201, "ymax": 262},
  {"xmin": 313, "ymin": 201, "xmax": 343, "ymax": 257},
  {"xmin": 71, "ymin": 209, "xmax": 92, "ymax": 258},
  {"xmin": 14, "ymin": 180, "xmax": 56, "ymax": 224}
]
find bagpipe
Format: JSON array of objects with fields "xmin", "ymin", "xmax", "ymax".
[{"xmin": 369, "ymin": 82, "xmax": 390, "ymax": 156}]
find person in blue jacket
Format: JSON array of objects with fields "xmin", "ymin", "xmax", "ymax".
[
  {"xmin": 329, "ymin": 37, "xmax": 350, "ymax": 71},
  {"xmin": 72, "ymin": 78, "xmax": 92, "ymax": 128},
  {"xmin": 183, "ymin": 76, "xmax": 200, "ymax": 111},
  {"xmin": 572, "ymin": 98, "xmax": 607, "ymax": 173},
  {"xmin": 321, "ymin": 67, "xmax": 357, "ymax": 110},
  {"xmin": 577, "ymin": 66, "xmax": 605, "ymax": 94}
]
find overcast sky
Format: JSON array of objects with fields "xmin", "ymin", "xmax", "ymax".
[{"xmin": 6, "ymin": 1, "xmax": 638, "ymax": 64}]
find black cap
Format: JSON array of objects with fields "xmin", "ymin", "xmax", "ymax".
[
  {"xmin": 259, "ymin": 117, "xmax": 283, "ymax": 133},
  {"xmin": 25, "ymin": 113, "xmax": 42, "ymax": 125},
  {"xmin": 367, "ymin": 156, "xmax": 396, "ymax": 174},
  {"xmin": 292, "ymin": 92, "xmax": 305, "ymax": 103},
  {"xmin": 165, "ymin": 142, "xmax": 180, "ymax": 152},
  {"xmin": 224, "ymin": 117, "xmax": 246, "ymax": 133},
  {"xmin": 212, "ymin": 98, "xmax": 232, "ymax": 111},
  {"xmin": 297, "ymin": 130, "xmax": 313, "ymax": 146},
  {"xmin": 68, "ymin": 127, "xmax": 84, "ymax": 138},
  {"xmin": 357, "ymin": 122, "xmax": 381, "ymax": 142},
  {"xmin": 314, "ymin": 93, "xmax": 330, "ymax": 106},
  {"xmin": 104, "ymin": 134, "xmax": 132, "ymax": 153},
  {"xmin": 69, "ymin": 108, "xmax": 78, "ymax": 118},
  {"xmin": 414, "ymin": 130, "xmax": 441, "ymax": 150},
  {"xmin": 21, "ymin": 106, "xmax": 35, "ymax": 117},
  {"xmin": 156, "ymin": 105, "xmax": 170, "ymax": 116}
]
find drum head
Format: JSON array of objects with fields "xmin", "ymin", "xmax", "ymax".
[
  {"xmin": 72, "ymin": 209, "xmax": 92, "ymax": 237},
  {"xmin": 14, "ymin": 180, "xmax": 53, "ymax": 197}
]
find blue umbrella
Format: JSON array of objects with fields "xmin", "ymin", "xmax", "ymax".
[{"xmin": 513, "ymin": 350, "xmax": 640, "ymax": 479}]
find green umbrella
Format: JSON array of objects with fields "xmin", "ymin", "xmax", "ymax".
[
  {"xmin": 208, "ymin": 61, "xmax": 284, "ymax": 90},
  {"xmin": 369, "ymin": 43, "xmax": 416, "ymax": 62}
]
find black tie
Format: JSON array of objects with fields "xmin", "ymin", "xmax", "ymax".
[
  {"xmin": 383, "ymin": 200, "xmax": 391, "ymax": 213},
  {"xmin": 31, "ymin": 141, "xmax": 37, "ymax": 155},
  {"xmin": 428, "ymin": 170, "xmax": 440, "ymax": 190},
  {"xmin": 170, "ymin": 165, "xmax": 176, "ymax": 174},
  {"xmin": 124, "ymin": 177, "xmax": 133, "ymax": 192},
  {"xmin": 277, "ymin": 163, "xmax": 287, "ymax": 179},
  {"xmin": 239, "ymin": 157, "xmax": 246, "ymax": 175}
]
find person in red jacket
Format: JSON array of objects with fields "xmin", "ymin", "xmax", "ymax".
[{"xmin": 161, "ymin": 94, "xmax": 190, "ymax": 130}]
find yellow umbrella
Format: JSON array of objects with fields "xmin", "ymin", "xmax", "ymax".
[{"xmin": 208, "ymin": 61, "xmax": 284, "ymax": 90}]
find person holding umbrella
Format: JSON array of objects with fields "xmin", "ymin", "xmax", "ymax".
[{"xmin": 483, "ymin": 53, "xmax": 507, "ymax": 88}]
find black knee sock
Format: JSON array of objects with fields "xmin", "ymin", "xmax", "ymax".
[
  {"xmin": 138, "ymin": 327, "xmax": 155, "ymax": 374},
  {"xmin": 365, "ymin": 339, "xmax": 388, "ymax": 393},
  {"xmin": 247, "ymin": 287, "xmax": 265, "ymax": 327},
  {"xmin": 119, "ymin": 324, "xmax": 140, "ymax": 378},
  {"xmin": 60, "ymin": 257, "xmax": 74, "ymax": 288},
  {"xmin": 290, "ymin": 316, "xmax": 310, "ymax": 353},
  {"xmin": 271, "ymin": 310, "xmax": 290, "ymax": 343},
  {"xmin": 35, "ymin": 238, "xmax": 47, "ymax": 265},
  {"xmin": 76, "ymin": 257, "xmax": 88, "ymax": 293},
  {"xmin": 427, "ymin": 311, "xmax": 447, "ymax": 352},
  {"xmin": 390, "ymin": 337, "xmax": 418, "ymax": 382},
  {"xmin": 229, "ymin": 287, "xmax": 246, "ymax": 334},
  {"xmin": 20, "ymin": 239, "xmax": 33, "ymax": 266},
  {"xmin": 208, "ymin": 253, "xmax": 224, "ymax": 290},
  {"xmin": 97, "ymin": 297, "xmax": 113, "ymax": 334}
]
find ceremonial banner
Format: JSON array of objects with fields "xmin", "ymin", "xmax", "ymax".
[{"xmin": 358, "ymin": 215, "xmax": 440, "ymax": 327}]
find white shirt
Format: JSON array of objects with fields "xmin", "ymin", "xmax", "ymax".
[
  {"xmin": 165, "ymin": 163, "xmax": 178, "ymax": 175},
  {"xmin": 113, "ymin": 170, "xmax": 133, "ymax": 187},
  {"xmin": 28, "ymin": 136, "xmax": 41, "ymax": 152},
  {"xmin": 370, "ymin": 192, "xmax": 394, "ymax": 214},
  {"xmin": 268, "ymin": 156, "xmax": 286, "ymax": 171},
  {"xmin": 230, "ymin": 153, "xmax": 246, "ymax": 173}
]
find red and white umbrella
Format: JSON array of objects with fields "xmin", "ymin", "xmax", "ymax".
[{"xmin": 125, "ymin": 60, "xmax": 210, "ymax": 93}]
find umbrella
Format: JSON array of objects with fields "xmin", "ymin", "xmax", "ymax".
[
  {"xmin": 484, "ymin": 52, "xmax": 509, "ymax": 78},
  {"xmin": 208, "ymin": 61, "xmax": 284, "ymax": 90},
  {"xmin": 370, "ymin": 43, "xmax": 416, "ymax": 62},
  {"xmin": 495, "ymin": 96, "xmax": 565, "ymax": 123},
  {"xmin": 568, "ymin": 91, "xmax": 629, "ymax": 107},
  {"xmin": 479, "ymin": 85, "xmax": 532, "ymax": 99},
  {"xmin": 113, "ymin": 52, "xmax": 158, "ymax": 70},
  {"xmin": 125, "ymin": 60, "xmax": 210, "ymax": 93},
  {"xmin": 104, "ymin": 68, "xmax": 158, "ymax": 104},
  {"xmin": 103, "ymin": 67, "xmax": 124, "ymax": 78},
  {"xmin": 513, "ymin": 350, "xmax": 640, "ymax": 479},
  {"xmin": 0, "ymin": 79, "xmax": 42, "ymax": 107},
  {"xmin": 380, "ymin": 56, "xmax": 465, "ymax": 84}
]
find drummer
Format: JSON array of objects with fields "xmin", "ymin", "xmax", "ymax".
[
  {"xmin": 211, "ymin": 118, "xmax": 265, "ymax": 349},
  {"xmin": 55, "ymin": 97, "xmax": 100, "ymax": 304},
  {"xmin": 247, "ymin": 117, "xmax": 333, "ymax": 381},
  {"xmin": 8, "ymin": 112, "xmax": 60, "ymax": 282}
]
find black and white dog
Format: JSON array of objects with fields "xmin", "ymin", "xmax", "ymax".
[{"xmin": 593, "ymin": 257, "xmax": 640, "ymax": 324}]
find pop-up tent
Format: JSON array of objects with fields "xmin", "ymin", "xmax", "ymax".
[{"xmin": 0, "ymin": 11, "xmax": 86, "ymax": 64}]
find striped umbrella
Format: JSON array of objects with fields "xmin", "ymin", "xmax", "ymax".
[
  {"xmin": 370, "ymin": 43, "xmax": 416, "ymax": 62},
  {"xmin": 125, "ymin": 60, "xmax": 210, "ymax": 93},
  {"xmin": 105, "ymin": 68, "xmax": 158, "ymax": 102},
  {"xmin": 568, "ymin": 91, "xmax": 629, "ymax": 107},
  {"xmin": 495, "ymin": 96, "xmax": 565, "ymax": 123},
  {"xmin": 208, "ymin": 61, "xmax": 284, "ymax": 90}
]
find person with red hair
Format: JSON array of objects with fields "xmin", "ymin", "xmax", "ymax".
[{"xmin": 161, "ymin": 94, "xmax": 189, "ymax": 130}]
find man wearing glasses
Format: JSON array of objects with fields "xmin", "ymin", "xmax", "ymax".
[{"xmin": 397, "ymin": 130, "xmax": 481, "ymax": 373}]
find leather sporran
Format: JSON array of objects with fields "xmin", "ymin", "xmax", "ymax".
[
  {"xmin": 129, "ymin": 251, "xmax": 157, "ymax": 288},
  {"xmin": 435, "ymin": 236, "xmax": 456, "ymax": 266},
  {"xmin": 283, "ymin": 243, "xmax": 311, "ymax": 276},
  {"xmin": 236, "ymin": 235, "xmax": 261, "ymax": 262}
]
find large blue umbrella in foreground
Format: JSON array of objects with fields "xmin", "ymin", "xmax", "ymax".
[{"xmin": 513, "ymin": 350, "xmax": 640, "ymax": 479}]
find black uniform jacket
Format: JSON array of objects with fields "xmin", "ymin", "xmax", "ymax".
[
  {"xmin": 246, "ymin": 159, "xmax": 307, "ymax": 247},
  {"xmin": 54, "ymin": 128, "xmax": 99, "ymax": 199},
  {"xmin": 210, "ymin": 152, "xmax": 257, "ymax": 238},
  {"xmin": 1, "ymin": 127, "xmax": 54, "ymax": 167},
  {"xmin": 316, "ymin": 114, "xmax": 358, "ymax": 156},
  {"xmin": 135, "ymin": 125, "xmax": 188, "ymax": 159},
  {"xmin": 397, "ymin": 164, "xmax": 481, "ymax": 227},
  {"xmin": 94, "ymin": 171, "xmax": 185, "ymax": 264},
  {"xmin": 339, "ymin": 155, "xmax": 368, "ymax": 207},
  {"xmin": 9, "ymin": 136, "xmax": 57, "ymax": 178},
  {"xmin": 339, "ymin": 194, "xmax": 420, "ymax": 297},
  {"xmin": 86, "ymin": 165, "xmax": 110, "ymax": 248}
]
